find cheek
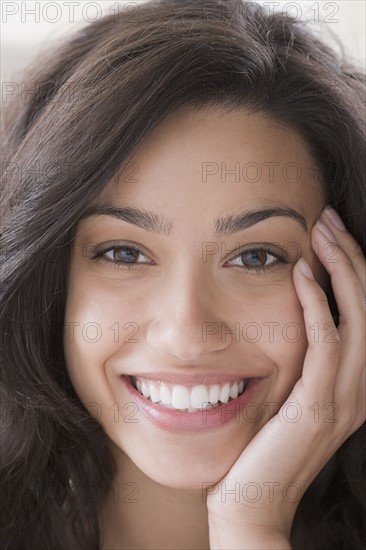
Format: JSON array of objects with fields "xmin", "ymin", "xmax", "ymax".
[
  {"xmin": 241, "ymin": 284, "xmax": 307, "ymax": 398},
  {"xmin": 63, "ymin": 278, "xmax": 136, "ymax": 411}
]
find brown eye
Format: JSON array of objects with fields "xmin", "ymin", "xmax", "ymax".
[
  {"xmin": 110, "ymin": 246, "xmax": 140, "ymax": 264},
  {"xmin": 225, "ymin": 246, "xmax": 288, "ymax": 274},
  {"xmin": 92, "ymin": 244, "xmax": 154, "ymax": 270},
  {"xmin": 240, "ymin": 249, "xmax": 272, "ymax": 268}
]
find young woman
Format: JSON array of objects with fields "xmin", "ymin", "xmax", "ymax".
[{"xmin": 1, "ymin": 1, "xmax": 365, "ymax": 549}]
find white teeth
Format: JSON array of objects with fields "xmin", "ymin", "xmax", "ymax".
[
  {"xmin": 141, "ymin": 381, "xmax": 150, "ymax": 398},
  {"xmin": 230, "ymin": 382, "xmax": 238, "ymax": 400},
  {"xmin": 219, "ymin": 383, "xmax": 230, "ymax": 404},
  {"xmin": 148, "ymin": 382, "xmax": 160, "ymax": 403},
  {"xmin": 132, "ymin": 377, "xmax": 249, "ymax": 411},
  {"xmin": 209, "ymin": 384, "xmax": 220, "ymax": 404},
  {"xmin": 160, "ymin": 385, "xmax": 171, "ymax": 405},
  {"xmin": 191, "ymin": 385, "xmax": 209, "ymax": 408},
  {"xmin": 171, "ymin": 385, "xmax": 191, "ymax": 409}
]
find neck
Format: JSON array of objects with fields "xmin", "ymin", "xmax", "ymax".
[{"xmin": 99, "ymin": 445, "xmax": 210, "ymax": 550}]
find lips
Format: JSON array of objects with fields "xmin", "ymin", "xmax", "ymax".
[{"xmin": 121, "ymin": 375, "xmax": 264, "ymax": 432}]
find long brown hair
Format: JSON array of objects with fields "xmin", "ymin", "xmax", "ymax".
[{"xmin": 1, "ymin": 1, "xmax": 365, "ymax": 548}]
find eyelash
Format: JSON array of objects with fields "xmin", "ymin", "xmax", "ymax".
[{"xmin": 91, "ymin": 243, "xmax": 289, "ymax": 275}]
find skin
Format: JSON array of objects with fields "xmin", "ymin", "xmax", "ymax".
[{"xmin": 63, "ymin": 106, "xmax": 366, "ymax": 549}]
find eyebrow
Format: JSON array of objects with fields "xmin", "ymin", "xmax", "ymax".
[{"xmin": 80, "ymin": 203, "xmax": 308, "ymax": 236}]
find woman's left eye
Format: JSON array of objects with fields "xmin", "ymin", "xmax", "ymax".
[{"xmin": 225, "ymin": 247, "xmax": 288, "ymax": 274}]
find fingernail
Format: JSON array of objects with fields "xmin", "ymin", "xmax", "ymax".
[
  {"xmin": 298, "ymin": 257, "xmax": 314, "ymax": 280},
  {"xmin": 324, "ymin": 205, "xmax": 346, "ymax": 231},
  {"xmin": 316, "ymin": 220, "xmax": 337, "ymax": 243}
]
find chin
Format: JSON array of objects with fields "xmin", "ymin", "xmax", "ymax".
[
  {"xmin": 137, "ymin": 461, "xmax": 227, "ymax": 490},
  {"xmin": 121, "ymin": 438, "xmax": 246, "ymax": 490}
]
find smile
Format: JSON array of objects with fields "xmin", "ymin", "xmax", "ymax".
[
  {"xmin": 131, "ymin": 376, "xmax": 251, "ymax": 413},
  {"xmin": 122, "ymin": 375, "xmax": 264, "ymax": 432}
]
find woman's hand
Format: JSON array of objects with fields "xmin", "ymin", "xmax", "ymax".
[{"xmin": 207, "ymin": 206, "xmax": 366, "ymax": 549}]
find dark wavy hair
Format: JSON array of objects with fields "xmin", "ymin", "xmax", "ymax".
[{"xmin": 1, "ymin": 1, "xmax": 365, "ymax": 548}]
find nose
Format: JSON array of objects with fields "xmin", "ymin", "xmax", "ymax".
[{"xmin": 146, "ymin": 267, "xmax": 232, "ymax": 361}]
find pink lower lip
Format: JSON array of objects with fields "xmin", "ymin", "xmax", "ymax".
[{"xmin": 121, "ymin": 375, "xmax": 264, "ymax": 433}]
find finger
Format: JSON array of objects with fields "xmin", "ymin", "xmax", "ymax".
[
  {"xmin": 312, "ymin": 222, "xmax": 366, "ymax": 400},
  {"xmin": 320, "ymin": 207, "xmax": 366, "ymax": 295},
  {"xmin": 292, "ymin": 257, "xmax": 340, "ymax": 396},
  {"xmin": 313, "ymin": 222, "xmax": 365, "ymax": 348}
]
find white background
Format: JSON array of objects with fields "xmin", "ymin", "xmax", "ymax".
[{"xmin": 1, "ymin": 1, "xmax": 365, "ymax": 84}]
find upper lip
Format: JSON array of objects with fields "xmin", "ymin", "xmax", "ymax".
[{"xmin": 124, "ymin": 371, "xmax": 265, "ymax": 386}]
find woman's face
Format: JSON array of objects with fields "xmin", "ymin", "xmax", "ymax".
[{"xmin": 63, "ymin": 106, "xmax": 328, "ymax": 489}]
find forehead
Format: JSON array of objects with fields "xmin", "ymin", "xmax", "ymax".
[{"xmin": 88, "ymin": 106, "xmax": 325, "ymax": 223}]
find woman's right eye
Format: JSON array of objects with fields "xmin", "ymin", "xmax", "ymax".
[{"xmin": 92, "ymin": 244, "xmax": 154, "ymax": 270}]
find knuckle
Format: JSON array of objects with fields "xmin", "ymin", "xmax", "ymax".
[
  {"xmin": 337, "ymin": 250, "xmax": 353, "ymax": 268},
  {"xmin": 325, "ymin": 337, "xmax": 340, "ymax": 351},
  {"xmin": 313, "ymin": 289, "xmax": 329, "ymax": 308},
  {"xmin": 343, "ymin": 258, "xmax": 354, "ymax": 270},
  {"xmin": 346, "ymin": 239, "xmax": 365, "ymax": 261}
]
